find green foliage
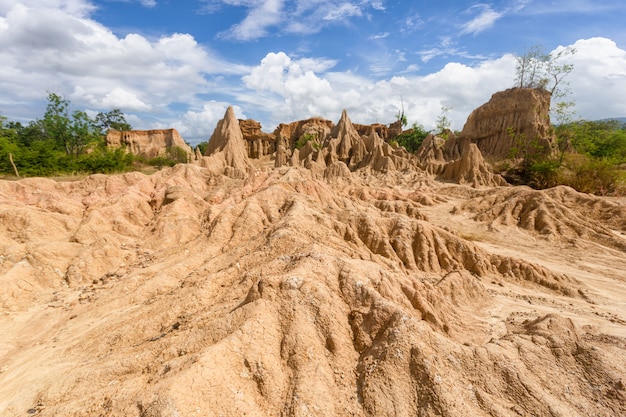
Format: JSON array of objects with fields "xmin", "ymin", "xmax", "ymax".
[
  {"xmin": 396, "ymin": 112, "xmax": 408, "ymax": 127},
  {"xmin": 505, "ymin": 119, "xmax": 626, "ymax": 194},
  {"xmin": 394, "ymin": 123, "xmax": 429, "ymax": 153},
  {"xmin": 0, "ymin": 94, "xmax": 134, "ymax": 177},
  {"xmin": 563, "ymin": 154, "xmax": 623, "ymax": 195},
  {"xmin": 142, "ymin": 146, "xmax": 189, "ymax": 169},
  {"xmin": 95, "ymin": 109, "xmax": 132, "ymax": 134},
  {"xmin": 515, "ymin": 45, "xmax": 575, "ymax": 98},
  {"xmin": 195, "ymin": 142, "xmax": 207, "ymax": 155},
  {"xmin": 167, "ymin": 146, "xmax": 190, "ymax": 164},
  {"xmin": 435, "ymin": 106, "xmax": 452, "ymax": 136},
  {"xmin": 146, "ymin": 156, "xmax": 176, "ymax": 169},
  {"xmin": 295, "ymin": 133, "xmax": 319, "ymax": 150},
  {"xmin": 506, "ymin": 126, "xmax": 561, "ymax": 188}
]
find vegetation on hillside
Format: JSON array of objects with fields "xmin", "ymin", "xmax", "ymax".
[
  {"xmin": 504, "ymin": 46, "xmax": 626, "ymax": 195},
  {"xmin": 503, "ymin": 118, "xmax": 626, "ymax": 195},
  {"xmin": 0, "ymin": 93, "xmax": 187, "ymax": 178},
  {"xmin": 392, "ymin": 123, "xmax": 430, "ymax": 153}
]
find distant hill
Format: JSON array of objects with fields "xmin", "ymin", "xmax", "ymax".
[{"xmin": 599, "ymin": 117, "xmax": 626, "ymax": 126}]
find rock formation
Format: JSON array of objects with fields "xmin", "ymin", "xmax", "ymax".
[
  {"xmin": 274, "ymin": 117, "xmax": 334, "ymax": 151},
  {"xmin": 106, "ymin": 128, "xmax": 193, "ymax": 161},
  {"xmin": 239, "ymin": 119, "xmax": 276, "ymax": 158},
  {"xmin": 199, "ymin": 106, "xmax": 252, "ymax": 178},
  {"xmin": 438, "ymin": 143, "xmax": 508, "ymax": 187},
  {"xmin": 460, "ymin": 87, "xmax": 556, "ymax": 159},
  {"xmin": 3, "ymin": 95, "xmax": 625, "ymax": 416},
  {"xmin": 1, "ymin": 164, "xmax": 624, "ymax": 417},
  {"xmin": 354, "ymin": 121, "xmax": 402, "ymax": 142}
]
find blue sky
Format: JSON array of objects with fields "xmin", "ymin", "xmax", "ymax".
[{"xmin": 1, "ymin": 0, "xmax": 625, "ymax": 144}]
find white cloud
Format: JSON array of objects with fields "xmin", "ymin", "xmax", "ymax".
[
  {"xmin": 171, "ymin": 101, "xmax": 247, "ymax": 140},
  {"xmin": 238, "ymin": 38, "xmax": 626, "ymax": 135},
  {"xmin": 323, "ymin": 3, "xmax": 361, "ymax": 20},
  {"xmin": 560, "ymin": 37, "xmax": 626, "ymax": 118},
  {"xmin": 369, "ymin": 32, "xmax": 389, "ymax": 40},
  {"xmin": 460, "ymin": 4, "xmax": 503, "ymax": 35},
  {"xmin": 209, "ymin": 0, "xmax": 384, "ymax": 39},
  {"xmin": 0, "ymin": 1, "xmax": 248, "ymax": 123},
  {"xmin": 242, "ymin": 52, "xmax": 339, "ymax": 121},
  {"xmin": 219, "ymin": 0, "xmax": 284, "ymax": 40},
  {"xmin": 241, "ymin": 50, "xmax": 516, "ymax": 131},
  {"xmin": 99, "ymin": 88, "xmax": 152, "ymax": 111}
]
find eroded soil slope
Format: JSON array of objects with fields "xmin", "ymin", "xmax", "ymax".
[{"xmin": 0, "ymin": 164, "xmax": 625, "ymax": 416}]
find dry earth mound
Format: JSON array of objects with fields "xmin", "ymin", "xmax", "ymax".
[
  {"xmin": 438, "ymin": 143, "xmax": 508, "ymax": 188},
  {"xmin": 106, "ymin": 128, "xmax": 193, "ymax": 161},
  {"xmin": 1, "ymin": 164, "xmax": 624, "ymax": 417},
  {"xmin": 456, "ymin": 185, "xmax": 626, "ymax": 250},
  {"xmin": 460, "ymin": 87, "xmax": 556, "ymax": 159}
]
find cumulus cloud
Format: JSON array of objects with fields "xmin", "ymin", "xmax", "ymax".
[
  {"xmin": 170, "ymin": 101, "xmax": 247, "ymax": 140},
  {"xmin": 561, "ymin": 37, "xmax": 626, "ymax": 118},
  {"xmin": 99, "ymin": 88, "xmax": 153, "ymax": 111},
  {"xmin": 238, "ymin": 38, "xmax": 626, "ymax": 136},
  {"xmin": 240, "ymin": 50, "xmax": 517, "ymax": 131},
  {"xmin": 0, "ymin": 1, "xmax": 248, "ymax": 123},
  {"xmin": 242, "ymin": 52, "xmax": 339, "ymax": 121}
]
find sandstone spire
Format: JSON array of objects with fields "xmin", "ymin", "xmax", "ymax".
[
  {"xmin": 438, "ymin": 143, "xmax": 507, "ymax": 187},
  {"xmin": 202, "ymin": 106, "xmax": 252, "ymax": 178},
  {"xmin": 331, "ymin": 109, "xmax": 362, "ymax": 162}
]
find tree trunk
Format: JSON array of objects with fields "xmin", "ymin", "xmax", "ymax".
[{"xmin": 9, "ymin": 153, "xmax": 20, "ymax": 177}]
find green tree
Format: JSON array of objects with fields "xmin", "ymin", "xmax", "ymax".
[
  {"xmin": 195, "ymin": 141, "xmax": 207, "ymax": 155},
  {"xmin": 43, "ymin": 92, "xmax": 72, "ymax": 154},
  {"xmin": 68, "ymin": 110, "xmax": 100, "ymax": 157},
  {"xmin": 435, "ymin": 106, "xmax": 452, "ymax": 136},
  {"xmin": 95, "ymin": 109, "xmax": 132, "ymax": 134},
  {"xmin": 394, "ymin": 123, "xmax": 429, "ymax": 153}
]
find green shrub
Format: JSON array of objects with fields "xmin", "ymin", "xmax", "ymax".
[
  {"xmin": 563, "ymin": 154, "xmax": 623, "ymax": 195},
  {"xmin": 167, "ymin": 146, "xmax": 189, "ymax": 164},
  {"xmin": 295, "ymin": 133, "xmax": 318, "ymax": 150},
  {"xmin": 394, "ymin": 123, "xmax": 429, "ymax": 153}
]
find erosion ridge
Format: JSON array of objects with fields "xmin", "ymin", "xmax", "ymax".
[
  {"xmin": 1, "ymin": 93, "xmax": 625, "ymax": 416},
  {"xmin": 1, "ymin": 161, "xmax": 625, "ymax": 416}
]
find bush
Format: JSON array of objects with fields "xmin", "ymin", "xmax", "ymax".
[
  {"xmin": 167, "ymin": 146, "xmax": 189, "ymax": 164},
  {"xmin": 394, "ymin": 123, "xmax": 429, "ymax": 153},
  {"xmin": 563, "ymin": 154, "xmax": 623, "ymax": 195},
  {"xmin": 147, "ymin": 156, "xmax": 177, "ymax": 169},
  {"xmin": 295, "ymin": 133, "xmax": 319, "ymax": 150}
]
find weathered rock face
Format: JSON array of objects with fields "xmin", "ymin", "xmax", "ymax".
[
  {"xmin": 354, "ymin": 121, "xmax": 402, "ymax": 142},
  {"xmin": 331, "ymin": 109, "xmax": 362, "ymax": 163},
  {"xmin": 239, "ymin": 119, "xmax": 276, "ymax": 159},
  {"xmin": 460, "ymin": 87, "xmax": 555, "ymax": 159},
  {"xmin": 5, "ymin": 98, "xmax": 626, "ymax": 417},
  {"xmin": 438, "ymin": 143, "xmax": 508, "ymax": 187},
  {"xmin": 106, "ymin": 129, "xmax": 193, "ymax": 161},
  {"xmin": 200, "ymin": 106, "xmax": 252, "ymax": 178},
  {"xmin": 273, "ymin": 117, "xmax": 334, "ymax": 150},
  {"xmin": 281, "ymin": 110, "xmax": 420, "ymax": 174},
  {"xmin": 2, "ymin": 163, "xmax": 625, "ymax": 417}
]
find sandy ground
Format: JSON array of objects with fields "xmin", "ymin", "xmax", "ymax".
[{"xmin": 0, "ymin": 163, "xmax": 624, "ymax": 416}]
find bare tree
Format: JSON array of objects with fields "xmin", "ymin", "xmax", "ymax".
[{"xmin": 514, "ymin": 45, "xmax": 575, "ymax": 98}]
